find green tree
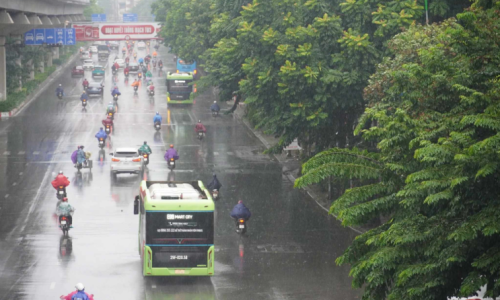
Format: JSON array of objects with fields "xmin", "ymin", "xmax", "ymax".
[
  {"xmin": 83, "ymin": 0, "xmax": 105, "ymax": 19},
  {"xmin": 296, "ymin": 1, "xmax": 500, "ymax": 299}
]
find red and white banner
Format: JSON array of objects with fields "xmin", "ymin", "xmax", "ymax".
[{"xmin": 74, "ymin": 23, "xmax": 162, "ymax": 41}]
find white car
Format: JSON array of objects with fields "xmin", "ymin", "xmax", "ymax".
[
  {"xmin": 110, "ymin": 148, "xmax": 143, "ymax": 177},
  {"xmin": 83, "ymin": 59, "xmax": 94, "ymax": 70},
  {"xmin": 81, "ymin": 51, "xmax": 91, "ymax": 60},
  {"xmin": 137, "ymin": 42, "xmax": 146, "ymax": 50},
  {"xmin": 89, "ymin": 46, "xmax": 98, "ymax": 53},
  {"xmin": 114, "ymin": 59, "xmax": 125, "ymax": 68}
]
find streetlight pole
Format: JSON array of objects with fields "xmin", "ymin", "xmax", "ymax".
[{"xmin": 425, "ymin": 0, "xmax": 429, "ymax": 25}]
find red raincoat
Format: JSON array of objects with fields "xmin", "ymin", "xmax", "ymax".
[{"xmin": 51, "ymin": 174, "xmax": 70, "ymax": 189}]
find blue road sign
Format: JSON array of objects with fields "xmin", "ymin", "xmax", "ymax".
[
  {"xmin": 91, "ymin": 14, "xmax": 107, "ymax": 22},
  {"xmin": 65, "ymin": 28, "xmax": 76, "ymax": 45},
  {"xmin": 123, "ymin": 13, "xmax": 138, "ymax": 22},
  {"xmin": 55, "ymin": 28, "xmax": 65, "ymax": 44},
  {"xmin": 45, "ymin": 28, "xmax": 56, "ymax": 44},
  {"xmin": 34, "ymin": 28, "xmax": 45, "ymax": 45},
  {"xmin": 24, "ymin": 29, "xmax": 35, "ymax": 45}
]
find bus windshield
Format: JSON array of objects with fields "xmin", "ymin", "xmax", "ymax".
[
  {"xmin": 167, "ymin": 79, "xmax": 193, "ymax": 93},
  {"xmin": 146, "ymin": 211, "xmax": 214, "ymax": 245}
]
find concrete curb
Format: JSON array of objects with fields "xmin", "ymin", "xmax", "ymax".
[
  {"xmin": 0, "ymin": 51, "xmax": 80, "ymax": 118},
  {"xmin": 233, "ymin": 105, "xmax": 365, "ymax": 234}
]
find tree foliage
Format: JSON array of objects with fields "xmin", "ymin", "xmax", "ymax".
[
  {"xmin": 83, "ymin": 0, "xmax": 104, "ymax": 19},
  {"xmin": 296, "ymin": 1, "xmax": 500, "ymax": 299}
]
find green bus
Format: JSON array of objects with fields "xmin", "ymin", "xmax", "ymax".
[
  {"xmin": 133, "ymin": 180, "xmax": 215, "ymax": 276},
  {"xmin": 166, "ymin": 72, "xmax": 196, "ymax": 104}
]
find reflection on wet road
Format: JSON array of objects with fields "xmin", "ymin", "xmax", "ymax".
[{"xmin": 0, "ymin": 43, "xmax": 360, "ymax": 299}]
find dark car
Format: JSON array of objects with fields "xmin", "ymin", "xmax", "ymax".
[
  {"xmin": 71, "ymin": 66, "xmax": 84, "ymax": 77},
  {"xmin": 128, "ymin": 62, "xmax": 139, "ymax": 73},
  {"xmin": 87, "ymin": 82, "xmax": 104, "ymax": 96}
]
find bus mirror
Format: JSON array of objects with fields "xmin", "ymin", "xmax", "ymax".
[{"xmin": 134, "ymin": 196, "xmax": 139, "ymax": 215}]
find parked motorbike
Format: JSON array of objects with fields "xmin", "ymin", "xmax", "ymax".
[
  {"xmin": 56, "ymin": 186, "xmax": 66, "ymax": 200},
  {"xmin": 98, "ymin": 138, "xmax": 105, "ymax": 149},
  {"xmin": 236, "ymin": 218, "xmax": 247, "ymax": 234},
  {"xmin": 154, "ymin": 122, "xmax": 161, "ymax": 131},
  {"xmin": 168, "ymin": 158, "xmax": 176, "ymax": 170}
]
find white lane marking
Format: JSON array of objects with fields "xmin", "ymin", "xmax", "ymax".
[
  {"xmin": 33, "ymin": 151, "xmax": 40, "ymax": 155},
  {"xmin": 4, "ymin": 194, "xmax": 9, "ymax": 198},
  {"xmin": 12, "ymin": 182, "xmax": 17, "ymax": 186},
  {"xmin": 214, "ymin": 152, "xmax": 219, "ymax": 156},
  {"xmin": 152, "ymin": 285, "xmax": 156, "ymax": 289},
  {"xmin": 3, "ymin": 151, "xmax": 10, "ymax": 155},
  {"xmin": 50, "ymin": 282, "xmax": 56, "ymax": 289},
  {"xmin": 18, "ymin": 151, "xmax": 25, "ymax": 155},
  {"xmin": 19, "ymin": 172, "xmax": 23, "ymax": 176}
]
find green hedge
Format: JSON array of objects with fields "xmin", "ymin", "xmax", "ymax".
[
  {"xmin": 0, "ymin": 51, "xmax": 73, "ymax": 112},
  {"xmin": 53, "ymin": 58, "xmax": 63, "ymax": 66}
]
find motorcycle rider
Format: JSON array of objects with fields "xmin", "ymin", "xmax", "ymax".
[
  {"xmin": 146, "ymin": 69, "xmax": 153, "ymax": 79},
  {"xmin": 153, "ymin": 112, "xmax": 162, "ymax": 126},
  {"xmin": 82, "ymin": 78, "xmax": 89, "ymax": 90},
  {"xmin": 131, "ymin": 78, "xmax": 140, "ymax": 91},
  {"xmin": 60, "ymin": 282, "xmax": 94, "ymax": 300},
  {"xmin": 152, "ymin": 50, "xmax": 157, "ymax": 58},
  {"xmin": 102, "ymin": 115, "xmax": 114, "ymax": 128},
  {"xmin": 158, "ymin": 59, "xmax": 163, "ymax": 69},
  {"xmin": 106, "ymin": 102, "xmax": 116, "ymax": 114},
  {"xmin": 113, "ymin": 61, "xmax": 120, "ymax": 71},
  {"xmin": 71, "ymin": 146, "xmax": 79, "ymax": 165},
  {"xmin": 230, "ymin": 200, "xmax": 251, "ymax": 227},
  {"xmin": 138, "ymin": 57, "xmax": 144, "ymax": 65},
  {"xmin": 56, "ymin": 84, "xmax": 64, "ymax": 97},
  {"xmin": 56, "ymin": 197, "xmax": 74, "ymax": 228},
  {"xmin": 80, "ymin": 91, "xmax": 88, "ymax": 103},
  {"xmin": 111, "ymin": 86, "xmax": 121, "ymax": 99},
  {"xmin": 51, "ymin": 170, "xmax": 70, "ymax": 191},
  {"xmin": 95, "ymin": 127, "xmax": 108, "ymax": 142},
  {"xmin": 138, "ymin": 141, "xmax": 152, "ymax": 155},
  {"xmin": 207, "ymin": 173, "xmax": 222, "ymax": 191},
  {"xmin": 77, "ymin": 145, "xmax": 87, "ymax": 166},
  {"xmin": 147, "ymin": 81, "xmax": 155, "ymax": 95},
  {"xmin": 152, "ymin": 58, "xmax": 157, "ymax": 68},
  {"xmin": 210, "ymin": 101, "xmax": 220, "ymax": 113},
  {"xmin": 125, "ymin": 56, "xmax": 130, "ymax": 65},
  {"xmin": 195, "ymin": 120, "xmax": 207, "ymax": 135},
  {"xmin": 124, "ymin": 65, "xmax": 130, "ymax": 76},
  {"xmin": 164, "ymin": 144, "xmax": 179, "ymax": 162}
]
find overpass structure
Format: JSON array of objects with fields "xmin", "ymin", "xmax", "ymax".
[{"xmin": 0, "ymin": 0, "xmax": 89, "ymax": 100}]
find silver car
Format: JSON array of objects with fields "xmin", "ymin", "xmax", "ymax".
[{"xmin": 110, "ymin": 148, "xmax": 143, "ymax": 177}]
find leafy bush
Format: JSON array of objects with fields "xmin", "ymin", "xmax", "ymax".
[{"xmin": 53, "ymin": 58, "xmax": 63, "ymax": 66}]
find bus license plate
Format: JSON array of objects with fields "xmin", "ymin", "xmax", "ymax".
[
  {"xmin": 175, "ymin": 270, "xmax": 185, "ymax": 274},
  {"xmin": 239, "ymin": 225, "xmax": 245, "ymax": 229},
  {"xmin": 61, "ymin": 221, "xmax": 67, "ymax": 225}
]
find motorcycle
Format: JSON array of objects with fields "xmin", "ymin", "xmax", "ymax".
[
  {"xmin": 149, "ymin": 89, "xmax": 155, "ymax": 96},
  {"xmin": 168, "ymin": 158, "xmax": 176, "ymax": 170},
  {"xmin": 124, "ymin": 71, "xmax": 129, "ymax": 77},
  {"xmin": 83, "ymin": 84, "xmax": 88, "ymax": 91},
  {"xmin": 133, "ymin": 85, "xmax": 139, "ymax": 93},
  {"xmin": 212, "ymin": 110, "xmax": 219, "ymax": 118},
  {"xmin": 98, "ymin": 138, "xmax": 105, "ymax": 149},
  {"xmin": 56, "ymin": 186, "xmax": 66, "ymax": 200},
  {"xmin": 138, "ymin": 72, "xmax": 142, "ymax": 79},
  {"xmin": 108, "ymin": 111, "xmax": 114, "ymax": 120},
  {"xmin": 76, "ymin": 159, "xmax": 92, "ymax": 172},
  {"xmin": 81, "ymin": 99, "xmax": 87, "ymax": 108},
  {"xmin": 122, "ymin": 50, "xmax": 126, "ymax": 56},
  {"xmin": 152, "ymin": 60, "xmax": 157, "ymax": 68},
  {"xmin": 105, "ymin": 124, "xmax": 111, "ymax": 134},
  {"xmin": 236, "ymin": 218, "xmax": 247, "ymax": 234},
  {"xmin": 142, "ymin": 153, "xmax": 149, "ymax": 166},
  {"xmin": 57, "ymin": 92, "xmax": 63, "ymax": 100},
  {"xmin": 59, "ymin": 215, "xmax": 71, "ymax": 236},
  {"xmin": 212, "ymin": 189, "xmax": 219, "ymax": 200},
  {"xmin": 113, "ymin": 94, "xmax": 119, "ymax": 102},
  {"xmin": 198, "ymin": 131, "xmax": 204, "ymax": 140},
  {"xmin": 159, "ymin": 65, "xmax": 163, "ymax": 72},
  {"xmin": 154, "ymin": 122, "xmax": 161, "ymax": 131},
  {"xmin": 112, "ymin": 68, "xmax": 117, "ymax": 75}
]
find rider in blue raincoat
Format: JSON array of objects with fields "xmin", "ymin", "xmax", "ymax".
[
  {"xmin": 138, "ymin": 57, "xmax": 144, "ymax": 64},
  {"xmin": 77, "ymin": 146, "xmax": 86, "ymax": 164},
  {"xmin": 111, "ymin": 87, "xmax": 121, "ymax": 97},
  {"xmin": 153, "ymin": 112, "xmax": 162, "ymax": 125},
  {"xmin": 230, "ymin": 200, "xmax": 251, "ymax": 220},
  {"xmin": 95, "ymin": 128, "xmax": 108, "ymax": 141}
]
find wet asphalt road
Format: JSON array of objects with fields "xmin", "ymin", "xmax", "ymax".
[{"xmin": 0, "ymin": 43, "xmax": 360, "ymax": 299}]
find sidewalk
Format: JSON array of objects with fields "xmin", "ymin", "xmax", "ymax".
[{"xmin": 232, "ymin": 102, "xmax": 365, "ymax": 234}]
